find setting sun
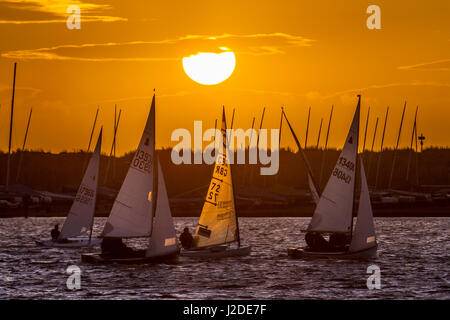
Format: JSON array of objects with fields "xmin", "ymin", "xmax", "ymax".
[{"xmin": 182, "ymin": 51, "xmax": 236, "ymax": 85}]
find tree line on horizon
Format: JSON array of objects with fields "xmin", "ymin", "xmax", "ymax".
[{"xmin": 0, "ymin": 147, "xmax": 448, "ymax": 196}]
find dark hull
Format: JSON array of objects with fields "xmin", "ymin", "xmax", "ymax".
[
  {"xmin": 287, "ymin": 245, "xmax": 377, "ymax": 260},
  {"xmin": 181, "ymin": 245, "xmax": 251, "ymax": 258},
  {"xmin": 81, "ymin": 250, "xmax": 179, "ymax": 264}
]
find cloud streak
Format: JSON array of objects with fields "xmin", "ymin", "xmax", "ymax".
[
  {"xmin": 0, "ymin": 0, "xmax": 126, "ymax": 24},
  {"xmin": 232, "ymin": 82, "xmax": 450, "ymax": 100},
  {"xmin": 1, "ymin": 33, "xmax": 314, "ymax": 61},
  {"xmin": 398, "ymin": 59, "xmax": 450, "ymax": 71}
]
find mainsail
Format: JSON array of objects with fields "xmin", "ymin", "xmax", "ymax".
[
  {"xmin": 194, "ymin": 108, "xmax": 238, "ymax": 248},
  {"xmin": 59, "ymin": 129, "xmax": 102, "ymax": 239},
  {"xmin": 307, "ymin": 97, "xmax": 360, "ymax": 233},
  {"xmin": 101, "ymin": 95, "xmax": 156, "ymax": 238},
  {"xmin": 349, "ymin": 158, "xmax": 377, "ymax": 251},
  {"xmin": 146, "ymin": 159, "xmax": 178, "ymax": 257}
]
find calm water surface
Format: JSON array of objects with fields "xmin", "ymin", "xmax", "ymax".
[{"xmin": 0, "ymin": 217, "xmax": 448, "ymax": 299}]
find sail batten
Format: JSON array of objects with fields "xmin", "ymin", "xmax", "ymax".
[
  {"xmin": 307, "ymin": 98, "xmax": 360, "ymax": 233},
  {"xmin": 59, "ymin": 129, "xmax": 102, "ymax": 239},
  {"xmin": 101, "ymin": 96, "xmax": 156, "ymax": 238},
  {"xmin": 194, "ymin": 108, "xmax": 238, "ymax": 248}
]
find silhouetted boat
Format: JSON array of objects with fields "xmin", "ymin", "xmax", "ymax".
[
  {"xmin": 181, "ymin": 108, "xmax": 251, "ymax": 258},
  {"xmin": 82, "ymin": 93, "xmax": 179, "ymax": 264},
  {"xmin": 288, "ymin": 95, "xmax": 378, "ymax": 259},
  {"xmin": 36, "ymin": 129, "xmax": 103, "ymax": 248}
]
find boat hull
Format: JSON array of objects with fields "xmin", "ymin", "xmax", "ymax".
[
  {"xmin": 181, "ymin": 245, "xmax": 251, "ymax": 258},
  {"xmin": 35, "ymin": 238, "xmax": 102, "ymax": 248},
  {"xmin": 287, "ymin": 245, "xmax": 377, "ymax": 260},
  {"xmin": 81, "ymin": 250, "xmax": 179, "ymax": 264}
]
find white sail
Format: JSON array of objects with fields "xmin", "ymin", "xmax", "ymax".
[
  {"xmin": 146, "ymin": 160, "xmax": 178, "ymax": 257},
  {"xmin": 308, "ymin": 173, "xmax": 320, "ymax": 204},
  {"xmin": 101, "ymin": 96, "xmax": 156, "ymax": 238},
  {"xmin": 194, "ymin": 109, "xmax": 238, "ymax": 248},
  {"xmin": 308, "ymin": 98, "xmax": 360, "ymax": 233},
  {"xmin": 59, "ymin": 129, "xmax": 102, "ymax": 239},
  {"xmin": 349, "ymin": 158, "xmax": 377, "ymax": 251}
]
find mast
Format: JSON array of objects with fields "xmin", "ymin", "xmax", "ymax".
[
  {"xmin": 6, "ymin": 62, "xmax": 17, "ymax": 192},
  {"xmin": 87, "ymin": 107, "xmax": 99, "ymax": 153},
  {"xmin": 316, "ymin": 118, "xmax": 323, "ymax": 149},
  {"xmin": 362, "ymin": 106, "xmax": 370, "ymax": 152},
  {"xmin": 366, "ymin": 116, "xmax": 379, "ymax": 182},
  {"xmin": 82, "ymin": 106, "xmax": 99, "ymax": 172},
  {"xmin": 375, "ymin": 106, "xmax": 389, "ymax": 189},
  {"xmin": 149, "ymin": 92, "xmax": 158, "ymax": 238},
  {"xmin": 282, "ymin": 107, "xmax": 321, "ymax": 195},
  {"xmin": 256, "ymin": 107, "xmax": 265, "ymax": 149},
  {"xmin": 414, "ymin": 120, "xmax": 420, "ymax": 186},
  {"xmin": 89, "ymin": 127, "xmax": 103, "ymax": 243},
  {"xmin": 249, "ymin": 116, "xmax": 256, "ymax": 148},
  {"xmin": 305, "ymin": 106, "xmax": 311, "ymax": 148},
  {"xmin": 16, "ymin": 107, "xmax": 32, "ymax": 183},
  {"xmin": 319, "ymin": 105, "xmax": 333, "ymax": 189},
  {"xmin": 224, "ymin": 107, "xmax": 240, "ymax": 247},
  {"xmin": 278, "ymin": 108, "xmax": 283, "ymax": 148},
  {"xmin": 213, "ymin": 118, "xmax": 218, "ymax": 152},
  {"xmin": 350, "ymin": 95, "xmax": 361, "ymax": 240},
  {"xmin": 113, "ymin": 105, "xmax": 117, "ymax": 181},
  {"xmin": 406, "ymin": 106, "xmax": 418, "ymax": 184},
  {"xmin": 275, "ymin": 108, "xmax": 284, "ymax": 186},
  {"xmin": 103, "ymin": 108, "xmax": 122, "ymax": 185},
  {"xmin": 388, "ymin": 101, "xmax": 407, "ymax": 189},
  {"xmin": 243, "ymin": 116, "xmax": 255, "ymax": 186},
  {"xmin": 249, "ymin": 107, "xmax": 265, "ymax": 185}
]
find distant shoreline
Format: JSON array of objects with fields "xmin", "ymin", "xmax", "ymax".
[{"xmin": 1, "ymin": 203, "xmax": 449, "ymax": 218}]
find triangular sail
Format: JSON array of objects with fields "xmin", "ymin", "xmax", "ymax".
[
  {"xmin": 349, "ymin": 158, "xmax": 377, "ymax": 251},
  {"xmin": 101, "ymin": 96, "xmax": 156, "ymax": 238},
  {"xmin": 308, "ymin": 173, "xmax": 320, "ymax": 204},
  {"xmin": 194, "ymin": 109, "xmax": 237, "ymax": 248},
  {"xmin": 59, "ymin": 129, "xmax": 102, "ymax": 239},
  {"xmin": 146, "ymin": 159, "xmax": 178, "ymax": 257},
  {"xmin": 307, "ymin": 98, "xmax": 360, "ymax": 233}
]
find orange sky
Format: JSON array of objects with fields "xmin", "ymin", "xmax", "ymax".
[{"xmin": 0, "ymin": 0, "xmax": 449, "ymax": 155}]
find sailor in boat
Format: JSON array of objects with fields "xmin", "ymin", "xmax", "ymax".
[
  {"xmin": 305, "ymin": 232, "xmax": 329, "ymax": 252},
  {"xmin": 179, "ymin": 227, "xmax": 194, "ymax": 249},
  {"xmin": 51, "ymin": 224, "xmax": 60, "ymax": 241},
  {"xmin": 305, "ymin": 232, "xmax": 351, "ymax": 252},
  {"xmin": 100, "ymin": 238, "xmax": 145, "ymax": 258},
  {"xmin": 329, "ymin": 233, "xmax": 351, "ymax": 251},
  {"xmin": 50, "ymin": 224, "xmax": 70, "ymax": 243}
]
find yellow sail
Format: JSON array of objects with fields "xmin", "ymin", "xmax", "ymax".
[{"xmin": 194, "ymin": 108, "xmax": 237, "ymax": 248}]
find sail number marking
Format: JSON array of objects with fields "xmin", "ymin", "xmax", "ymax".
[
  {"xmin": 332, "ymin": 168, "xmax": 352, "ymax": 184},
  {"xmin": 214, "ymin": 164, "xmax": 228, "ymax": 177},
  {"xmin": 337, "ymin": 157, "xmax": 355, "ymax": 172},
  {"xmin": 132, "ymin": 149, "xmax": 152, "ymax": 173},
  {"xmin": 75, "ymin": 185, "xmax": 94, "ymax": 204},
  {"xmin": 207, "ymin": 182, "xmax": 221, "ymax": 204},
  {"xmin": 333, "ymin": 156, "xmax": 354, "ymax": 184}
]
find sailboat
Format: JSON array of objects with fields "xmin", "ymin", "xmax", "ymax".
[
  {"xmin": 288, "ymin": 95, "xmax": 378, "ymax": 259},
  {"xmin": 181, "ymin": 107, "xmax": 251, "ymax": 258},
  {"xmin": 82, "ymin": 93, "xmax": 179, "ymax": 264},
  {"xmin": 36, "ymin": 129, "xmax": 103, "ymax": 248}
]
